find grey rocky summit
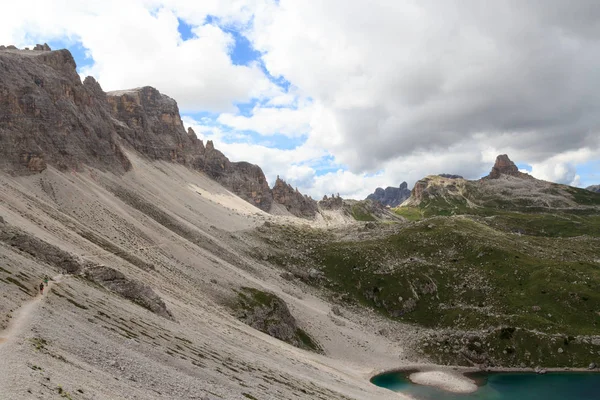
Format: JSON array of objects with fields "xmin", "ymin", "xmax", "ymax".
[
  {"xmin": 366, "ymin": 181, "xmax": 411, "ymax": 207},
  {"xmin": 271, "ymin": 176, "xmax": 318, "ymax": 218},
  {"xmin": 485, "ymin": 154, "xmax": 531, "ymax": 179}
]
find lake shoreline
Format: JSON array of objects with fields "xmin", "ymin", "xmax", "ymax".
[{"xmin": 371, "ymin": 364, "xmax": 600, "ymax": 393}]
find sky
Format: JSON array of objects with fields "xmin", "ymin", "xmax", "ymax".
[{"xmin": 2, "ymin": 0, "xmax": 600, "ymax": 199}]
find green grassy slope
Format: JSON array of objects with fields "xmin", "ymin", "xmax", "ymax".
[{"xmin": 251, "ymin": 190, "xmax": 600, "ymax": 367}]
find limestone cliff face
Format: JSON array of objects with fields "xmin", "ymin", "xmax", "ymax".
[
  {"xmin": 0, "ymin": 46, "xmax": 325, "ymax": 214},
  {"xmin": 272, "ymin": 177, "xmax": 318, "ymax": 218},
  {"xmin": 105, "ymin": 88, "xmax": 274, "ymax": 211},
  {"xmin": 107, "ymin": 87, "xmax": 202, "ymax": 165},
  {"xmin": 0, "ymin": 46, "xmax": 130, "ymax": 175}
]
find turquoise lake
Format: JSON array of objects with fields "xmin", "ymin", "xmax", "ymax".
[{"xmin": 371, "ymin": 371, "xmax": 600, "ymax": 400}]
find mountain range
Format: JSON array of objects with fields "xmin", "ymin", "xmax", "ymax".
[{"xmin": 1, "ymin": 45, "xmax": 599, "ymax": 399}]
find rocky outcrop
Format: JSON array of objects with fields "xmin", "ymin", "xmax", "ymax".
[
  {"xmin": 587, "ymin": 185, "xmax": 600, "ymax": 193},
  {"xmin": 0, "ymin": 223, "xmax": 82, "ymax": 274},
  {"xmin": 438, "ymin": 174, "xmax": 463, "ymax": 179},
  {"xmin": 271, "ymin": 177, "xmax": 318, "ymax": 218},
  {"xmin": 107, "ymin": 87, "xmax": 203, "ymax": 165},
  {"xmin": 0, "ymin": 47, "xmax": 131, "ymax": 175},
  {"xmin": 84, "ymin": 265, "xmax": 173, "ymax": 320},
  {"xmin": 33, "ymin": 43, "xmax": 52, "ymax": 51},
  {"xmin": 235, "ymin": 287, "xmax": 322, "ymax": 353},
  {"xmin": 485, "ymin": 154, "xmax": 530, "ymax": 179},
  {"xmin": 366, "ymin": 182, "xmax": 411, "ymax": 207},
  {"xmin": 319, "ymin": 194, "xmax": 343, "ymax": 210},
  {"xmin": 106, "ymin": 87, "xmax": 273, "ymax": 211},
  {"xmin": 201, "ymin": 141, "xmax": 272, "ymax": 211}
]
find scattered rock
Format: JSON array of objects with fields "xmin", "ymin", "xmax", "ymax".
[
  {"xmin": 588, "ymin": 362, "xmax": 597, "ymax": 370},
  {"xmin": 308, "ymin": 268, "xmax": 324, "ymax": 280},
  {"xmin": 280, "ymin": 272, "xmax": 295, "ymax": 281}
]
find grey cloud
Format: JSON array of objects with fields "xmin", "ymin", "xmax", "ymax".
[{"xmin": 252, "ymin": 0, "xmax": 600, "ymax": 173}]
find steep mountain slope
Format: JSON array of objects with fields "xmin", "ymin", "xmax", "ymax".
[
  {"xmin": 588, "ymin": 185, "xmax": 600, "ymax": 193},
  {"xmin": 0, "ymin": 46, "xmax": 414, "ymax": 400}
]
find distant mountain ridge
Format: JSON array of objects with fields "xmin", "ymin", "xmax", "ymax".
[
  {"xmin": 365, "ymin": 182, "xmax": 411, "ymax": 207},
  {"xmin": 402, "ymin": 154, "xmax": 600, "ymax": 214},
  {"xmin": 587, "ymin": 185, "xmax": 600, "ymax": 193}
]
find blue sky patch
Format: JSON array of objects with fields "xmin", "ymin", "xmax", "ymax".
[{"xmin": 177, "ymin": 18, "xmax": 196, "ymax": 41}]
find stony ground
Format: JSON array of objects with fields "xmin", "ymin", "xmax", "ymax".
[{"xmin": 0, "ymin": 152, "xmax": 422, "ymax": 400}]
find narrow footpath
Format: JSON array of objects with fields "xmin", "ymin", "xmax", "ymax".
[{"xmin": 0, "ymin": 274, "xmax": 62, "ymax": 348}]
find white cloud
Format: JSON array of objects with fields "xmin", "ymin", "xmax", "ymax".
[
  {"xmin": 3, "ymin": 1, "xmax": 600, "ymax": 196},
  {"xmin": 217, "ymin": 104, "xmax": 313, "ymax": 137},
  {"xmin": 248, "ymin": 0, "xmax": 600, "ymax": 175},
  {"xmin": 0, "ymin": 0, "xmax": 276, "ymax": 112}
]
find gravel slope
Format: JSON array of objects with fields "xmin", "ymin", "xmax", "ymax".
[{"xmin": 0, "ymin": 152, "xmax": 417, "ymax": 400}]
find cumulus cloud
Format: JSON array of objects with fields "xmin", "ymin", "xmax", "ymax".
[
  {"xmin": 0, "ymin": 0, "xmax": 276, "ymax": 112},
  {"xmin": 3, "ymin": 0, "xmax": 600, "ymax": 198},
  {"xmin": 217, "ymin": 104, "xmax": 313, "ymax": 137},
  {"xmin": 249, "ymin": 0, "xmax": 600, "ymax": 174}
]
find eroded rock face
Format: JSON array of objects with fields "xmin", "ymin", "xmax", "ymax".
[
  {"xmin": 84, "ymin": 265, "xmax": 174, "ymax": 320},
  {"xmin": 486, "ymin": 154, "xmax": 530, "ymax": 179},
  {"xmin": 106, "ymin": 87, "xmax": 273, "ymax": 211},
  {"xmin": 271, "ymin": 177, "xmax": 318, "ymax": 218},
  {"xmin": 201, "ymin": 142, "xmax": 273, "ymax": 211},
  {"xmin": 0, "ymin": 224, "xmax": 82, "ymax": 274},
  {"xmin": 366, "ymin": 182, "xmax": 411, "ymax": 207},
  {"xmin": 0, "ymin": 47, "xmax": 131, "ymax": 175},
  {"xmin": 0, "ymin": 47, "xmax": 319, "ymax": 214}
]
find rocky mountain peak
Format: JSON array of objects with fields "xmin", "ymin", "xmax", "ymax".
[
  {"xmin": 366, "ymin": 182, "xmax": 411, "ymax": 207},
  {"xmin": 272, "ymin": 177, "xmax": 318, "ymax": 218},
  {"xmin": 486, "ymin": 154, "xmax": 530, "ymax": 179}
]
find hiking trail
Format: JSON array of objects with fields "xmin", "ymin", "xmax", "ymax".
[{"xmin": 0, "ymin": 274, "xmax": 62, "ymax": 348}]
